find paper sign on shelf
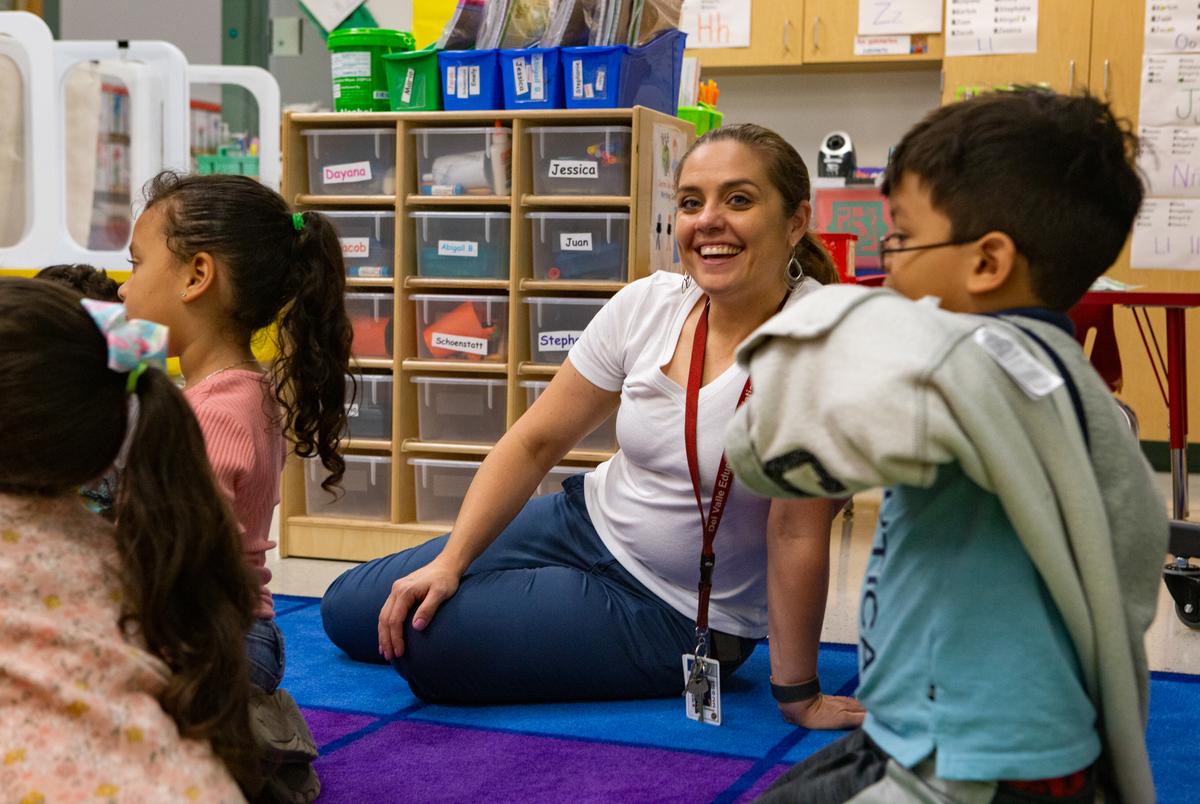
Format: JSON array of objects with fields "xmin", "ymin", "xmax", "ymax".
[
  {"xmin": 680, "ymin": 0, "xmax": 751, "ymax": 49},
  {"xmin": 854, "ymin": 35, "xmax": 915, "ymax": 56},
  {"xmin": 1132, "ymin": 198, "xmax": 1200, "ymax": 270},
  {"xmin": 1145, "ymin": 0, "xmax": 1200, "ymax": 55},
  {"xmin": 858, "ymin": 0, "xmax": 942, "ymax": 36},
  {"xmin": 946, "ymin": 0, "xmax": 1038, "ymax": 57},
  {"xmin": 1138, "ymin": 127, "xmax": 1200, "ymax": 197},
  {"xmin": 1140, "ymin": 54, "xmax": 1200, "ymax": 127}
]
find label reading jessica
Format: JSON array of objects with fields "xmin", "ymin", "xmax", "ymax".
[
  {"xmin": 340, "ymin": 237, "xmax": 370, "ymax": 259},
  {"xmin": 513, "ymin": 57, "xmax": 530, "ymax": 96},
  {"xmin": 431, "ymin": 331, "xmax": 489, "ymax": 356},
  {"xmin": 438, "ymin": 240, "xmax": 479, "ymax": 258},
  {"xmin": 331, "ymin": 51, "xmax": 371, "ymax": 79},
  {"xmin": 538, "ymin": 330, "xmax": 583, "ymax": 351},
  {"xmin": 323, "ymin": 160, "xmax": 373, "ymax": 185},
  {"xmin": 559, "ymin": 232, "xmax": 593, "ymax": 251},
  {"xmin": 548, "ymin": 160, "xmax": 599, "ymax": 179}
]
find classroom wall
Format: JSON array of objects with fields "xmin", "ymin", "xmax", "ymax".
[{"xmin": 59, "ymin": 0, "xmax": 220, "ymax": 64}]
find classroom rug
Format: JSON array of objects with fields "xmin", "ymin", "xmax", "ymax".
[{"xmin": 273, "ymin": 595, "xmax": 1199, "ymax": 803}]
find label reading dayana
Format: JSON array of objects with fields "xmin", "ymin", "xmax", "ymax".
[{"xmin": 323, "ymin": 160, "xmax": 373, "ymax": 185}]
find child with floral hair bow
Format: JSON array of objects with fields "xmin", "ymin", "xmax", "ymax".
[{"xmin": 0, "ymin": 277, "xmax": 259, "ymax": 801}]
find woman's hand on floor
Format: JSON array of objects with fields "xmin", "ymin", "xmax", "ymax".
[
  {"xmin": 778, "ymin": 694, "xmax": 866, "ymax": 730},
  {"xmin": 377, "ymin": 560, "xmax": 462, "ymax": 661}
]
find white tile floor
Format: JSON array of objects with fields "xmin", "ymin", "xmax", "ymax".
[{"xmin": 266, "ymin": 473, "xmax": 1200, "ymax": 675}]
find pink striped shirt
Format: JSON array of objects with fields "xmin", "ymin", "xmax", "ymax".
[{"xmin": 185, "ymin": 370, "xmax": 283, "ymax": 619}]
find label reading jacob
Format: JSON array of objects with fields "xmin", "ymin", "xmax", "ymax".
[
  {"xmin": 431, "ymin": 331, "xmax": 489, "ymax": 356},
  {"xmin": 538, "ymin": 330, "xmax": 583, "ymax": 352},
  {"xmin": 548, "ymin": 160, "xmax": 599, "ymax": 179},
  {"xmin": 340, "ymin": 237, "xmax": 370, "ymax": 259},
  {"xmin": 323, "ymin": 160, "xmax": 373, "ymax": 185},
  {"xmin": 437, "ymin": 239, "xmax": 479, "ymax": 258},
  {"xmin": 559, "ymin": 232, "xmax": 593, "ymax": 251}
]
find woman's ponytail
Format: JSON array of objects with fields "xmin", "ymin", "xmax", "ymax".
[
  {"xmin": 795, "ymin": 231, "xmax": 839, "ymax": 286},
  {"xmin": 274, "ymin": 210, "xmax": 352, "ymax": 491},
  {"xmin": 116, "ymin": 367, "xmax": 259, "ymax": 793}
]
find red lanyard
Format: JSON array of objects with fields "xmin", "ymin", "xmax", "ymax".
[{"xmin": 683, "ymin": 294, "xmax": 785, "ymax": 636}]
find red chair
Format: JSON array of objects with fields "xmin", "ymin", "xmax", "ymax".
[{"xmin": 1068, "ymin": 302, "xmax": 1123, "ymax": 393}]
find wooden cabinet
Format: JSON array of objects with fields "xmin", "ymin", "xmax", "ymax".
[
  {"xmin": 802, "ymin": 0, "xmax": 943, "ymax": 65},
  {"xmin": 278, "ymin": 108, "xmax": 693, "ymax": 561},
  {"xmin": 683, "ymin": 0, "xmax": 803, "ymax": 71},
  {"xmin": 940, "ymin": 0, "xmax": 1093, "ymax": 103}
]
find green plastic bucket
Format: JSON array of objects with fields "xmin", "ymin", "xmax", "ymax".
[
  {"xmin": 328, "ymin": 28, "xmax": 415, "ymax": 112},
  {"xmin": 383, "ymin": 45, "xmax": 441, "ymax": 111}
]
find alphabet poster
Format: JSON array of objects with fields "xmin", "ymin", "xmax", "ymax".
[{"xmin": 680, "ymin": 0, "xmax": 751, "ymax": 49}]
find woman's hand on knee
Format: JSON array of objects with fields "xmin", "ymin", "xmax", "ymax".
[
  {"xmin": 778, "ymin": 694, "xmax": 865, "ymax": 730},
  {"xmin": 377, "ymin": 561, "xmax": 461, "ymax": 661}
]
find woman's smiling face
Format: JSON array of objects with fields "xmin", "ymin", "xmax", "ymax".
[{"xmin": 674, "ymin": 139, "xmax": 806, "ymax": 301}]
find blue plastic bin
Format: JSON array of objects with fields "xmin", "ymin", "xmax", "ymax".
[
  {"xmin": 500, "ymin": 47, "xmax": 564, "ymax": 109},
  {"xmin": 562, "ymin": 29, "xmax": 685, "ymax": 115},
  {"xmin": 438, "ymin": 49, "xmax": 501, "ymax": 111}
]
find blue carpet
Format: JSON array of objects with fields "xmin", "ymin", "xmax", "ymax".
[{"xmin": 274, "ymin": 595, "xmax": 1200, "ymax": 803}]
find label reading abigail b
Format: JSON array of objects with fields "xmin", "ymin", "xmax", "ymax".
[{"xmin": 437, "ymin": 240, "xmax": 479, "ymax": 257}]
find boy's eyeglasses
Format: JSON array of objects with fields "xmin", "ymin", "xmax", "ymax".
[{"xmin": 878, "ymin": 234, "xmax": 980, "ymax": 266}]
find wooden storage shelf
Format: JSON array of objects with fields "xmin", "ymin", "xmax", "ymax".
[
  {"xmin": 520, "ymin": 280, "xmax": 625, "ymax": 293},
  {"xmin": 280, "ymin": 107, "xmax": 695, "ymax": 561},
  {"xmin": 404, "ymin": 194, "xmax": 511, "ymax": 207},
  {"xmin": 401, "ymin": 359, "xmax": 509, "ymax": 374},
  {"xmin": 350, "ymin": 357, "xmax": 394, "ymax": 371},
  {"xmin": 295, "ymin": 194, "xmax": 395, "ymax": 207},
  {"xmin": 404, "ymin": 277, "xmax": 510, "ymax": 290},
  {"xmin": 522, "ymin": 195, "xmax": 630, "ymax": 208},
  {"xmin": 344, "ymin": 438, "xmax": 392, "ymax": 452}
]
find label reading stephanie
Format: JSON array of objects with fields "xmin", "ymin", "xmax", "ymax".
[
  {"xmin": 401, "ymin": 68, "xmax": 415, "ymax": 103},
  {"xmin": 340, "ymin": 237, "xmax": 370, "ymax": 259},
  {"xmin": 560, "ymin": 232, "xmax": 593, "ymax": 251},
  {"xmin": 331, "ymin": 51, "xmax": 371, "ymax": 79},
  {"xmin": 571, "ymin": 59, "xmax": 584, "ymax": 98},
  {"xmin": 438, "ymin": 239, "xmax": 479, "ymax": 257},
  {"xmin": 513, "ymin": 57, "xmax": 530, "ymax": 96},
  {"xmin": 548, "ymin": 160, "xmax": 599, "ymax": 179},
  {"xmin": 323, "ymin": 160, "xmax": 373, "ymax": 185},
  {"xmin": 538, "ymin": 330, "xmax": 583, "ymax": 352},
  {"xmin": 431, "ymin": 331, "xmax": 489, "ymax": 356},
  {"xmin": 446, "ymin": 66, "xmax": 457, "ymax": 95}
]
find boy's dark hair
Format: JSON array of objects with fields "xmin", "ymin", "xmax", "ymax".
[
  {"xmin": 0, "ymin": 277, "xmax": 259, "ymax": 792},
  {"xmin": 676, "ymin": 123, "xmax": 840, "ymax": 287},
  {"xmin": 143, "ymin": 171, "xmax": 352, "ymax": 491},
  {"xmin": 35, "ymin": 263, "xmax": 121, "ymax": 302},
  {"xmin": 882, "ymin": 89, "xmax": 1143, "ymax": 310}
]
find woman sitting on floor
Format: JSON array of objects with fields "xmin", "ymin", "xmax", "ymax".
[{"xmin": 321, "ymin": 124, "xmax": 862, "ymax": 729}]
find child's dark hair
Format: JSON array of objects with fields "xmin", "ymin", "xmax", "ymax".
[
  {"xmin": 675, "ymin": 123, "xmax": 839, "ymax": 287},
  {"xmin": 143, "ymin": 171, "xmax": 352, "ymax": 490},
  {"xmin": 882, "ymin": 88, "xmax": 1143, "ymax": 310},
  {"xmin": 35, "ymin": 263, "xmax": 121, "ymax": 301},
  {"xmin": 0, "ymin": 277, "xmax": 259, "ymax": 791}
]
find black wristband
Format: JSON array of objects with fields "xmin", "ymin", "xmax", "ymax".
[{"xmin": 770, "ymin": 676, "xmax": 821, "ymax": 703}]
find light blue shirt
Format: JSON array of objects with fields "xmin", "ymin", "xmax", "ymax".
[{"xmin": 858, "ymin": 464, "xmax": 1101, "ymax": 780}]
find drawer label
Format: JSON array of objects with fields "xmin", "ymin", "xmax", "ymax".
[
  {"xmin": 323, "ymin": 160, "xmax": 373, "ymax": 185},
  {"xmin": 353, "ymin": 265, "xmax": 387, "ymax": 278},
  {"xmin": 438, "ymin": 239, "xmax": 479, "ymax": 257},
  {"xmin": 538, "ymin": 330, "xmax": 583, "ymax": 351},
  {"xmin": 431, "ymin": 331, "xmax": 489, "ymax": 356},
  {"xmin": 345, "ymin": 402, "xmax": 360, "ymax": 417},
  {"xmin": 548, "ymin": 159, "xmax": 598, "ymax": 179},
  {"xmin": 560, "ymin": 232, "xmax": 593, "ymax": 251},
  {"xmin": 340, "ymin": 237, "xmax": 370, "ymax": 259}
]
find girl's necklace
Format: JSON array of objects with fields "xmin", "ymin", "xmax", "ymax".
[{"xmin": 186, "ymin": 359, "xmax": 261, "ymax": 389}]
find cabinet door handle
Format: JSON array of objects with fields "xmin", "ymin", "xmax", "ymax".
[
  {"xmin": 784, "ymin": 19, "xmax": 793, "ymax": 53},
  {"xmin": 1067, "ymin": 59, "xmax": 1075, "ymax": 93},
  {"xmin": 1103, "ymin": 59, "xmax": 1111, "ymax": 97},
  {"xmin": 812, "ymin": 16, "xmax": 821, "ymax": 51}
]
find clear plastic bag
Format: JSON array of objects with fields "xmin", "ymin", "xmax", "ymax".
[
  {"xmin": 498, "ymin": 0, "xmax": 554, "ymax": 48},
  {"xmin": 628, "ymin": 0, "xmax": 681, "ymax": 46},
  {"xmin": 437, "ymin": 0, "xmax": 488, "ymax": 50},
  {"xmin": 541, "ymin": 0, "xmax": 596, "ymax": 47}
]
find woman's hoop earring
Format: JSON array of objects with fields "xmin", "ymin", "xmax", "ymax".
[
  {"xmin": 786, "ymin": 255, "xmax": 804, "ymax": 287},
  {"xmin": 681, "ymin": 271, "xmax": 693, "ymax": 294}
]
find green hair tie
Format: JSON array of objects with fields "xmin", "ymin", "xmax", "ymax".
[
  {"xmin": 126, "ymin": 362, "xmax": 149, "ymax": 394},
  {"xmin": 292, "ymin": 211, "xmax": 305, "ymax": 232}
]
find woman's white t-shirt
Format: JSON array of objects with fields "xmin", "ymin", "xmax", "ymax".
[{"xmin": 568, "ymin": 270, "xmax": 819, "ymax": 638}]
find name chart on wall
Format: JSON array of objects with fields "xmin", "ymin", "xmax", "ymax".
[
  {"xmin": 1134, "ymin": 1, "xmax": 1200, "ymax": 269},
  {"xmin": 945, "ymin": 0, "xmax": 1038, "ymax": 57}
]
